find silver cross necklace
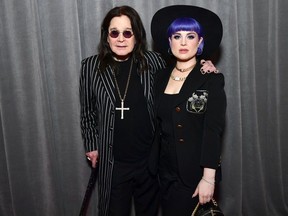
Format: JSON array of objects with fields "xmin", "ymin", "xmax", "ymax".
[{"xmin": 112, "ymin": 59, "xmax": 133, "ymax": 119}]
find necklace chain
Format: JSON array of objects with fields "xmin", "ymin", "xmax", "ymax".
[
  {"xmin": 171, "ymin": 62, "xmax": 197, "ymax": 81},
  {"xmin": 175, "ymin": 62, "xmax": 196, "ymax": 72},
  {"xmin": 112, "ymin": 59, "xmax": 133, "ymax": 119},
  {"xmin": 112, "ymin": 59, "xmax": 133, "ymax": 101},
  {"xmin": 170, "ymin": 74, "xmax": 187, "ymax": 82}
]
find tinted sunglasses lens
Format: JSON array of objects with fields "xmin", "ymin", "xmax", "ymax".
[
  {"xmin": 109, "ymin": 30, "xmax": 119, "ymax": 38},
  {"xmin": 109, "ymin": 30, "xmax": 133, "ymax": 38},
  {"xmin": 123, "ymin": 31, "xmax": 133, "ymax": 38}
]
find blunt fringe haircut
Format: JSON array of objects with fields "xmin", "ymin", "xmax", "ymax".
[{"xmin": 167, "ymin": 17, "xmax": 204, "ymax": 55}]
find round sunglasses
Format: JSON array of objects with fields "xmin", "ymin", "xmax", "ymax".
[{"xmin": 109, "ymin": 30, "xmax": 134, "ymax": 38}]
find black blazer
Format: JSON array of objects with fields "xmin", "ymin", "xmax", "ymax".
[
  {"xmin": 79, "ymin": 51, "xmax": 166, "ymax": 215},
  {"xmin": 154, "ymin": 62, "xmax": 226, "ymax": 187}
]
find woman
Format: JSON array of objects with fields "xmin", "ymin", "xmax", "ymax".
[
  {"xmin": 79, "ymin": 5, "xmax": 217, "ymax": 216},
  {"xmin": 151, "ymin": 5, "xmax": 226, "ymax": 216}
]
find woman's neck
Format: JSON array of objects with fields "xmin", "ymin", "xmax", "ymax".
[{"xmin": 175, "ymin": 59, "xmax": 197, "ymax": 72}]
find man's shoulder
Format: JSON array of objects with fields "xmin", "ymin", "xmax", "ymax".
[
  {"xmin": 144, "ymin": 50, "xmax": 162, "ymax": 58},
  {"xmin": 144, "ymin": 51, "xmax": 166, "ymax": 69},
  {"xmin": 81, "ymin": 54, "xmax": 99, "ymax": 65}
]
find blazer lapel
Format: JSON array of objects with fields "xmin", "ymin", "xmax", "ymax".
[
  {"xmin": 140, "ymin": 69, "xmax": 150, "ymax": 101},
  {"xmin": 173, "ymin": 62, "xmax": 208, "ymax": 106},
  {"xmin": 99, "ymin": 66, "xmax": 116, "ymax": 104},
  {"xmin": 140, "ymin": 68, "xmax": 155, "ymax": 125}
]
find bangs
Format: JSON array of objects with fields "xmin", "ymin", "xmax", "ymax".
[{"xmin": 167, "ymin": 17, "xmax": 203, "ymax": 38}]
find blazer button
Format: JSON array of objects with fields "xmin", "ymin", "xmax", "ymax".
[
  {"xmin": 175, "ymin": 107, "xmax": 181, "ymax": 112},
  {"xmin": 177, "ymin": 124, "xmax": 183, "ymax": 128},
  {"xmin": 179, "ymin": 138, "xmax": 184, "ymax": 143}
]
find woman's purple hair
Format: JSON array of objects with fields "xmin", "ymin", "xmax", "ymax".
[{"xmin": 167, "ymin": 17, "xmax": 204, "ymax": 55}]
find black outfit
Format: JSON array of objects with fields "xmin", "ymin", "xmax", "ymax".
[
  {"xmin": 109, "ymin": 58, "xmax": 159, "ymax": 216},
  {"xmin": 79, "ymin": 51, "xmax": 166, "ymax": 216},
  {"xmin": 113, "ymin": 58, "xmax": 153, "ymax": 162},
  {"xmin": 154, "ymin": 62, "xmax": 226, "ymax": 216}
]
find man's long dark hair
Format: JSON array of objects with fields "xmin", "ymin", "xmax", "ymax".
[{"xmin": 98, "ymin": 5, "xmax": 148, "ymax": 73}]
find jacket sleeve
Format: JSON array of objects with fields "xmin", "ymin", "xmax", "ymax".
[
  {"xmin": 201, "ymin": 73, "xmax": 226, "ymax": 169},
  {"xmin": 79, "ymin": 57, "xmax": 99, "ymax": 152}
]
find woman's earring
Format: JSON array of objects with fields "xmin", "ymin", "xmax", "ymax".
[
  {"xmin": 197, "ymin": 47, "xmax": 203, "ymax": 56},
  {"xmin": 168, "ymin": 48, "xmax": 173, "ymax": 56}
]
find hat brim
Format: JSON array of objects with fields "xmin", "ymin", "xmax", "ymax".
[{"xmin": 151, "ymin": 5, "xmax": 223, "ymax": 58}]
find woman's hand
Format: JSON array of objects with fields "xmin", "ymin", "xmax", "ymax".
[
  {"xmin": 85, "ymin": 150, "xmax": 99, "ymax": 168},
  {"xmin": 192, "ymin": 177, "xmax": 215, "ymax": 204},
  {"xmin": 192, "ymin": 168, "xmax": 216, "ymax": 204}
]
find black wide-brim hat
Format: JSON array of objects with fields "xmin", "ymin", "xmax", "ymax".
[{"xmin": 151, "ymin": 5, "xmax": 223, "ymax": 58}]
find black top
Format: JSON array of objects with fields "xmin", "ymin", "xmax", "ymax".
[
  {"xmin": 158, "ymin": 93, "xmax": 179, "ymax": 178},
  {"xmin": 113, "ymin": 58, "xmax": 153, "ymax": 163}
]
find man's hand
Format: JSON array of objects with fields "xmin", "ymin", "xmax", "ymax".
[
  {"xmin": 85, "ymin": 150, "xmax": 99, "ymax": 168},
  {"xmin": 200, "ymin": 60, "xmax": 219, "ymax": 74}
]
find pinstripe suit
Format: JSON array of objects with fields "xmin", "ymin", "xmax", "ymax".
[{"xmin": 79, "ymin": 51, "xmax": 166, "ymax": 215}]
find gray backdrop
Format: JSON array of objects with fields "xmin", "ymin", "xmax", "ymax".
[{"xmin": 1, "ymin": 0, "xmax": 287, "ymax": 215}]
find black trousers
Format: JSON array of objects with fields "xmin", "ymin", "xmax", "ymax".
[
  {"xmin": 160, "ymin": 178, "xmax": 198, "ymax": 216},
  {"xmin": 109, "ymin": 161, "xmax": 160, "ymax": 216}
]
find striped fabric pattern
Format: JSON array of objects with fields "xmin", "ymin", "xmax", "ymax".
[{"xmin": 79, "ymin": 51, "xmax": 166, "ymax": 216}]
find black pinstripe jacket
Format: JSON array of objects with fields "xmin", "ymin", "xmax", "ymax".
[{"xmin": 79, "ymin": 51, "xmax": 166, "ymax": 216}]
